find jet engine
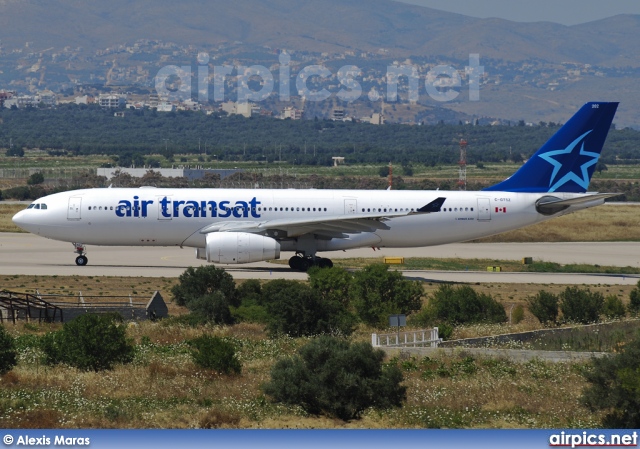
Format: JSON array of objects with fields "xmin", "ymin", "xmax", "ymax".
[{"xmin": 202, "ymin": 232, "xmax": 280, "ymax": 264}]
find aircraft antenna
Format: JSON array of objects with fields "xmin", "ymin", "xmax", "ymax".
[{"xmin": 458, "ymin": 139, "xmax": 467, "ymax": 190}]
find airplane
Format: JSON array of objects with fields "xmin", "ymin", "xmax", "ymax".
[{"xmin": 12, "ymin": 101, "xmax": 619, "ymax": 271}]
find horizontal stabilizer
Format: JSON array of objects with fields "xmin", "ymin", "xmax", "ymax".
[
  {"xmin": 536, "ymin": 193, "xmax": 620, "ymax": 215},
  {"xmin": 416, "ymin": 197, "xmax": 446, "ymax": 213}
]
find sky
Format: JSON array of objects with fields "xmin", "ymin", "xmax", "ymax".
[{"xmin": 396, "ymin": 0, "xmax": 640, "ymax": 25}]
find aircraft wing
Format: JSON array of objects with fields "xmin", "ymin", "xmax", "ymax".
[
  {"xmin": 536, "ymin": 193, "xmax": 620, "ymax": 215},
  {"xmin": 199, "ymin": 197, "xmax": 446, "ymax": 238}
]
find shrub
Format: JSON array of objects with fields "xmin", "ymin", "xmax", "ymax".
[
  {"xmin": 424, "ymin": 284, "xmax": 507, "ymax": 325},
  {"xmin": 527, "ymin": 290, "xmax": 559, "ymax": 324},
  {"xmin": 603, "ymin": 295, "xmax": 626, "ymax": 319},
  {"xmin": 351, "ymin": 264, "xmax": 423, "ymax": 327},
  {"xmin": 232, "ymin": 279, "xmax": 269, "ymax": 323},
  {"xmin": 0, "ymin": 326, "xmax": 18, "ymax": 375},
  {"xmin": 629, "ymin": 281, "xmax": 640, "ymax": 316},
  {"xmin": 187, "ymin": 335, "xmax": 241, "ymax": 374},
  {"xmin": 261, "ymin": 280, "xmax": 355, "ymax": 337},
  {"xmin": 171, "ymin": 266, "xmax": 237, "ymax": 307},
  {"xmin": 582, "ymin": 332, "xmax": 640, "ymax": 427},
  {"xmin": 560, "ymin": 286, "xmax": 604, "ymax": 324},
  {"xmin": 27, "ymin": 172, "xmax": 45, "ymax": 185},
  {"xmin": 40, "ymin": 314, "xmax": 135, "ymax": 371},
  {"xmin": 307, "ymin": 266, "xmax": 353, "ymax": 307},
  {"xmin": 187, "ymin": 291, "xmax": 234, "ymax": 325},
  {"xmin": 512, "ymin": 304, "xmax": 525, "ymax": 324},
  {"xmin": 262, "ymin": 336, "xmax": 406, "ymax": 421}
]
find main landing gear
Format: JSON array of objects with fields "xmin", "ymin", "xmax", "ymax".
[
  {"xmin": 288, "ymin": 254, "xmax": 333, "ymax": 272},
  {"xmin": 73, "ymin": 243, "xmax": 88, "ymax": 266}
]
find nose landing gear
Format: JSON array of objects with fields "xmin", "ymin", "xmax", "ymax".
[{"xmin": 73, "ymin": 243, "xmax": 88, "ymax": 266}]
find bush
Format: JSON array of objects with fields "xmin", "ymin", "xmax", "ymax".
[
  {"xmin": 603, "ymin": 295, "xmax": 626, "ymax": 319},
  {"xmin": 512, "ymin": 304, "xmax": 525, "ymax": 324},
  {"xmin": 231, "ymin": 279, "xmax": 269, "ymax": 323},
  {"xmin": 0, "ymin": 326, "xmax": 18, "ymax": 375},
  {"xmin": 423, "ymin": 284, "xmax": 507, "ymax": 325},
  {"xmin": 582, "ymin": 332, "xmax": 640, "ymax": 427},
  {"xmin": 629, "ymin": 281, "xmax": 640, "ymax": 316},
  {"xmin": 27, "ymin": 172, "xmax": 45, "ymax": 185},
  {"xmin": 527, "ymin": 290, "xmax": 559, "ymax": 324},
  {"xmin": 262, "ymin": 336, "xmax": 406, "ymax": 420},
  {"xmin": 351, "ymin": 264, "xmax": 423, "ymax": 327},
  {"xmin": 187, "ymin": 291, "xmax": 234, "ymax": 325},
  {"xmin": 187, "ymin": 335, "xmax": 241, "ymax": 374},
  {"xmin": 171, "ymin": 266, "xmax": 237, "ymax": 307},
  {"xmin": 560, "ymin": 286, "xmax": 604, "ymax": 324},
  {"xmin": 307, "ymin": 266, "xmax": 353, "ymax": 307},
  {"xmin": 261, "ymin": 280, "xmax": 355, "ymax": 337},
  {"xmin": 40, "ymin": 314, "xmax": 135, "ymax": 371}
]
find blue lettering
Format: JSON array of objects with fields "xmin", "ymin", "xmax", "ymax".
[
  {"xmin": 116, "ymin": 200, "xmax": 130, "ymax": 217},
  {"xmin": 160, "ymin": 197, "xmax": 171, "ymax": 218},
  {"xmin": 115, "ymin": 197, "xmax": 261, "ymax": 219},
  {"xmin": 173, "ymin": 200, "xmax": 185, "ymax": 218},
  {"xmin": 219, "ymin": 201, "xmax": 231, "ymax": 218}
]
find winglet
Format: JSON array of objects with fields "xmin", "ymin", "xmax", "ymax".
[
  {"xmin": 484, "ymin": 102, "xmax": 618, "ymax": 193},
  {"xmin": 416, "ymin": 197, "xmax": 446, "ymax": 213}
]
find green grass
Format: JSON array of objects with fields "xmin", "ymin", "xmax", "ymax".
[{"xmin": 324, "ymin": 257, "xmax": 640, "ymax": 274}]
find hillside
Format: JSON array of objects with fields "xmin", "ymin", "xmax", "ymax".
[{"xmin": 1, "ymin": 0, "xmax": 640, "ymax": 66}]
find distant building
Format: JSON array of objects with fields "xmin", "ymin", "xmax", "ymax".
[
  {"xmin": 369, "ymin": 112, "xmax": 385, "ymax": 125},
  {"xmin": 156, "ymin": 102, "xmax": 175, "ymax": 112},
  {"xmin": 331, "ymin": 107, "xmax": 345, "ymax": 121},
  {"xmin": 221, "ymin": 101, "xmax": 255, "ymax": 118},
  {"xmin": 98, "ymin": 94, "xmax": 126, "ymax": 108},
  {"xmin": 74, "ymin": 95, "xmax": 94, "ymax": 105},
  {"xmin": 282, "ymin": 106, "xmax": 303, "ymax": 120}
]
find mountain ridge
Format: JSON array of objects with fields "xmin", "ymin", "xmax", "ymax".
[{"xmin": 1, "ymin": 0, "xmax": 639, "ymax": 66}]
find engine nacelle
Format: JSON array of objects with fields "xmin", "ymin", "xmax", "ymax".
[{"xmin": 205, "ymin": 232, "xmax": 280, "ymax": 264}]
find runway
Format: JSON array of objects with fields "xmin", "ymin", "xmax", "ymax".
[{"xmin": 0, "ymin": 233, "xmax": 639, "ymax": 284}]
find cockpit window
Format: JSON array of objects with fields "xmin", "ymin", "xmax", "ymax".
[
  {"xmin": 27, "ymin": 204, "xmax": 35, "ymax": 209},
  {"xmin": 41, "ymin": 204, "xmax": 48, "ymax": 210},
  {"xmin": 34, "ymin": 204, "xmax": 40, "ymax": 209}
]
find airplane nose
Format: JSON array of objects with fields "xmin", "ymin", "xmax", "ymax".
[{"xmin": 12, "ymin": 210, "xmax": 31, "ymax": 232}]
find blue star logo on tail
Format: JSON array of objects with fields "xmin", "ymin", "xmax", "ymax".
[{"xmin": 538, "ymin": 130, "xmax": 599, "ymax": 193}]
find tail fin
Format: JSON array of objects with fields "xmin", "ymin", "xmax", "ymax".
[{"xmin": 484, "ymin": 102, "xmax": 618, "ymax": 193}]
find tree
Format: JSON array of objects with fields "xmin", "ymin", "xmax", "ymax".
[
  {"xmin": 527, "ymin": 290, "xmax": 559, "ymax": 324},
  {"xmin": 187, "ymin": 335, "xmax": 241, "ymax": 374},
  {"xmin": 27, "ymin": 172, "xmax": 45, "ymax": 185},
  {"xmin": 262, "ymin": 336, "xmax": 406, "ymax": 421},
  {"xmin": 307, "ymin": 266, "xmax": 353, "ymax": 307},
  {"xmin": 350, "ymin": 264, "xmax": 423, "ymax": 327},
  {"xmin": 261, "ymin": 280, "xmax": 354, "ymax": 337},
  {"xmin": 560, "ymin": 286, "xmax": 604, "ymax": 324},
  {"xmin": 187, "ymin": 291, "xmax": 235, "ymax": 325},
  {"xmin": 40, "ymin": 314, "xmax": 134, "ymax": 371},
  {"xmin": 582, "ymin": 333, "xmax": 640, "ymax": 428},
  {"xmin": 0, "ymin": 326, "xmax": 18, "ymax": 375},
  {"xmin": 171, "ymin": 266, "xmax": 237, "ymax": 307},
  {"xmin": 423, "ymin": 284, "xmax": 507, "ymax": 325}
]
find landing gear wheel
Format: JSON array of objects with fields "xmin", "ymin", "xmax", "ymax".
[
  {"xmin": 298, "ymin": 258, "xmax": 312, "ymax": 272},
  {"xmin": 289, "ymin": 255, "xmax": 303, "ymax": 270},
  {"xmin": 75, "ymin": 255, "xmax": 88, "ymax": 266},
  {"xmin": 318, "ymin": 258, "xmax": 333, "ymax": 269}
]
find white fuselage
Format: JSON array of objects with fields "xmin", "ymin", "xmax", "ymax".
[{"xmin": 12, "ymin": 187, "xmax": 602, "ymax": 257}]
